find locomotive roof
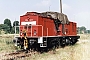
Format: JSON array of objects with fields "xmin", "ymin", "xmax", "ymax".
[
  {"xmin": 40, "ymin": 11, "xmax": 70, "ymax": 24},
  {"xmin": 22, "ymin": 11, "xmax": 70, "ymax": 24}
]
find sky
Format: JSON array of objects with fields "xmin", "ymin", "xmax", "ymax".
[{"xmin": 0, "ymin": 0, "xmax": 90, "ymax": 29}]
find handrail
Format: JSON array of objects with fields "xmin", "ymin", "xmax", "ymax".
[
  {"xmin": 15, "ymin": 25, "xmax": 44, "ymax": 37},
  {"xmin": 47, "ymin": 28, "xmax": 48, "ymax": 36},
  {"xmin": 31, "ymin": 25, "xmax": 43, "ymax": 37}
]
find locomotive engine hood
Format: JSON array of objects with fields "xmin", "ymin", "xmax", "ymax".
[{"xmin": 40, "ymin": 11, "xmax": 70, "ymax": 24}]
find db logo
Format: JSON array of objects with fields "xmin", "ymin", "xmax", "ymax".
[{"xmin": 25, "ymin": 17, "xmax": 33, "ymax": 21}]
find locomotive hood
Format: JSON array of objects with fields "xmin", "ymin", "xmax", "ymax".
[{"xmin": 40, "ymin": 11, "xmax": 70, "ymax": 24}]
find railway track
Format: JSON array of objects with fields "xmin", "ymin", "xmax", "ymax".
[
  {"xmin": 1, "ymin": 39, "xmax": 83, "ymax": 60},
  {"xmin": 1, "ymin": 50, "xmax": 37, "ymax": 60}
]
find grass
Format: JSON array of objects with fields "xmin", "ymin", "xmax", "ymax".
[
  {"xmin": 21, "ymin": 42, "xmax": 90, "ymax": 60},
  {"xmin": 18, "ymin": 34, "xmax": 90, "ymax": 60},
  {"xmin": 78, "ymin": 34, "xmax": 90, "ymax": 40},
  {"xmin": 0, "ymin": 34, "xmax": 18, "ymax": 53},
  {"xmin": 0, "ymin": 34, "xmax": 90, "ymax": 60}
]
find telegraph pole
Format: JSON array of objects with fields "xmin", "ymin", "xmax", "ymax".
[
  {"xmin": 60, "ymin": 0, "xmax": 65, "ymax": 35},
  {"xmin": 60, "ymin": 0, "xmax": 62, "ymax": 13}
]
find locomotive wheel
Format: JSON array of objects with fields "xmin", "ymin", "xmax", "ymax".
[
  {"xmin": 55, "ymin": 41, "xmax": 60, "ymax": 49},
  {"xmin": 60, "ymin": 39, "xmax": 66, "ymax": 47},
  {"xmin": 52, "ymin": 45, "xmax": 56, "ymax": 54},
  {"xmin": 50, "ymin": 40, "xmax": 57, "ymax": 50},
  {"xmin": 71, "ymin": 39, "xmax": 78, "ymax": 45},
  {"xmin": 65, "ymin": 39, "xmax": 70, "ymax": 46}
]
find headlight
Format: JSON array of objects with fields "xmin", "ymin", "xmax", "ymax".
[
  {"xmin": 13, "ymin": 38, "xmax": 18, "ymax": 43},
  {"xmin": 13, "ymin": 38, "xmax": 20, "ymax": 46}
]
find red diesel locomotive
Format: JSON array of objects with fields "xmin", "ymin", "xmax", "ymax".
[{"xmin": 13, "ymin": 12, "xmax": 80, "ymax": 50}]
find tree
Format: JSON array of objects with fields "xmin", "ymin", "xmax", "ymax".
[
  {"xmin": 11, "ymin": 27, "xmax": 15, "ymax": 34},
  {"xmin": 0, "ymin": 24, "xmax": 10, "ymax": 34},
  {"xmin": 13, "ymin": 21, "xmax": 19, "ymax": 27},
  {"xmin": 80, "ymin": 26, "xmax": 86, "ymax": 31},
  {"xmin": 87, "ymin": 30, "xmax": 90, "ymax": 34},
  {"xmin": 77, "ymin": 26, "xmax": 87, "ymax": 34},
  {"xmin": 12, "ymin": 21, "xmax": 19, "ymax": 34},
  {"xmin": 4, "ymin": 19, "xmax": 12, "ymax": 33}
]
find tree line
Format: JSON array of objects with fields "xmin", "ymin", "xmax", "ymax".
[
  {"xmin": 0, "ymin": 19, "xmax": 90, "ymax": 34},
  {"xmin": 77, "ymin": 26, "xmax": 90, "ymax": 34},
  {"xmin": 0, "ymin": 19, "xmax": 19, "ymax": 34}
]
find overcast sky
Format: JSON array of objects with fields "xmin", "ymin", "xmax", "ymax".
[{"xmin": 0, "ymin": 0, "xmax": 90, "ymax": 29}]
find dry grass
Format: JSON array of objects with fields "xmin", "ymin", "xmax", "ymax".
[
  {"xmin": 0, "ymin": 34, "xmax": 90, "ymax": 60},
  {"xmin": 17, "ymin": 34, "xmax": 90, "ymax": 60},
  {"xmin": 17, "ymin": 42, "xmax": 90, "ymax": 60},
  {"xmin": 0, "ymin": 34, "xmax": 18, "ymax": 53},
  {"xmin": 18, "ymin": 41, "xmax": 90, "ymax": 60},
  {"xmin": 78, "ymin": 34, "xmax": 90, "ymax": 40}
]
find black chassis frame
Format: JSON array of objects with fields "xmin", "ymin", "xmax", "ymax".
[{"xmin": 13, "ymin": 35, "xmax": 80, "ymax": 50}]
